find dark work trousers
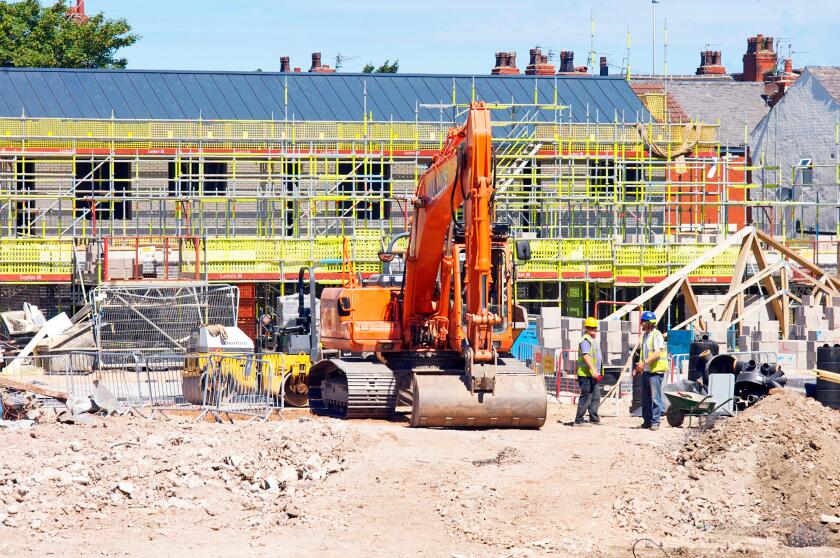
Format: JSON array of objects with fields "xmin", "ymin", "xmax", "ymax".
[
  {"xmin": 575, "ymin": 376, "xmax": 600, "ymax": 423},
  {"xmin": 641, "ymin": 372, "xmax": 664, "ymax": 426}
]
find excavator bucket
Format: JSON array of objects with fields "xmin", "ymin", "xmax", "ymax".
[{"xmin": 410, "ymin": 358, "xmax": 547, "ymax": 428}]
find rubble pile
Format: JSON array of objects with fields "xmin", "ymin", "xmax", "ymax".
[
  {"xmin": 614, "ymin": 390, "xmax": 840, "ymax": 546},
  {"xmin": 0, "ymin": 416, "xmax": 353, "ymax": 535}
]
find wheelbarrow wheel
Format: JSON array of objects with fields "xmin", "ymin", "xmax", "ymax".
[{"xmin": 666, "ymin": 405, "xmax": 685, "ymax": 428}]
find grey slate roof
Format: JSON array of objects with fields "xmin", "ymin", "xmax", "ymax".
[
  {"xmin": 0, "ymin": 67, "xmax": 648, "ymax": 123},
  {"xmin": 810, "ymin": 67, "xmax": 840, "ymax": 105},
  {"xmin": 661, "ymin": 80, "xmax": 769, "ymax": 146}
]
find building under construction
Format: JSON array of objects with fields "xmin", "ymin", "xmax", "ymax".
[{"xmin": 0, "ymin": 48, "xmax": 833, "ymax": 335}]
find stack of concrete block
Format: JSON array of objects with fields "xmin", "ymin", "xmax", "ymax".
[
  {"xmin": 599, "ymin": 319, "xmax": 630, "ymax": 366},
  {"xmin": 107, "ymin": 252, "xmax": 135, "ymax": 280},
  {"xmin": 536, "ymin": 307, "xmax": 639, "ymax": 369},
  {"xmin": 536, "ymin": 307, "xmax": 563, "ymax": 349},
  {"xmin": 703, "ymin": 321, "xmax": 730, "ymax": 353},
  {"xmin": 778, "ymin": 339, "xmax": 810, "ymax": 371},
  {"xmin": 795, "ymin": 303, "xmax": 827, "ymax": 332}
]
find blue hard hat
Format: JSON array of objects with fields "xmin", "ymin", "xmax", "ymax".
[{"xmin": 641, "ymin": 311, "xmax": 657, "ymax": 322}]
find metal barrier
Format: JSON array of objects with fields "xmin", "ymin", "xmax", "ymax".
[
  {"xmin": 0, "ymin": 350, "xmax": 288, "ymax": 420},
  {"xmin": 196, "ymin": 354, "xmax": 283, "ymax": 421}
]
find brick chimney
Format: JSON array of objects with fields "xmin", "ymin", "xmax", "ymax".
[
  {"xmin": 737, "ymin": 34, "xmax": 776, "ymax": 82},
  {"xmin": 696, "ymin": 50, "xmax": 726, "ymax": 76},
  {"xmin": 600, "ymin": 57, "xmax": 609, "ymax": 77},
  {"xmin": 558, "ymin": 51, "xmax": 575, "ymax": 73},
  {"xmin": 491, "ymin": 51, "xmax": 520, "ymax": 75},
  {"xmin": 524, "ymin": 48, "xmax": 555, "ymax": 76},
  {"xmin": 280, "ymin": 57, "xmax": 291, "ymax": 73},
  {"xmin": 309, "ymin": 52, "xmax": 336, "ymax": 73}
]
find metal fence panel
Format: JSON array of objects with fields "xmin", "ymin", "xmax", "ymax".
[{"xmin": 89, "ymin": 284, "xmax": 239, "ymax": 352}]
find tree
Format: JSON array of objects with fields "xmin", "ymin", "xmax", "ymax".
[
  {"xmin": 0, "ymin": 0, "xmax": 139, "ymax": 68},
  {"xmin": 362, "ymin": 60, "xmax": 399, "ymax": 74}
]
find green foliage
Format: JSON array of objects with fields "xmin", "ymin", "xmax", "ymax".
[
  {"xmin": 0, "ymin": 0, "xmax": 139, "ymax": 68},
  {"xmin": 362, "ymin": 60, "xmax": 399, "ymax": 74}
]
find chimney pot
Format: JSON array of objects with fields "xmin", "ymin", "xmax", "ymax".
[
  {"xmin": 311, "ymin": 52, "xmax": 322, "ymax": 71},
  {"xmin": 559, "ymin": 51, "xmax": 575, "ymax": 73},
  {"xmin": 600, "ymin": 56, "xmax": 608, "ymax": 77},
  {"xmin": 280, "ymin": 56, "xmax": 290, "ymax": 73}
]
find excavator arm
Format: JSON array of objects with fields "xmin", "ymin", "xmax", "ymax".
[{"xmin": 402, "ymin": 103, "xmax": 498, "ymax": 365}]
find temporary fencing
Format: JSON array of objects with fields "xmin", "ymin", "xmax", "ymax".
[
  {"xmin": 0, "ymin": 350, "xmax": 288, "ymax": 420},
  {"xmin": 195, "ymin": 354, "xmax": 284, "ymax": 421},
  {"xmin": 89, "ymin": 283, "xmax": 239, "ymax": 352}
]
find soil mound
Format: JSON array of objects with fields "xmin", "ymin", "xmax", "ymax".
[{"xmin": 681, "ymin": 390, "xmax": 840, "ymax": 524}]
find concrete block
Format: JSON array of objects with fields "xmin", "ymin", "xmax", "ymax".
[
  {"xmin": 601, "ymin": 320, "xmax": 623, "ymax": 333},
  {"xmin": 828, "ymin": 307, "xmax": 840, "ymax": 329},
  {"xmin": 808, "ymin": 330, "xmax": 825, "ymax": 342},
  {"xmin": 758, "ymin": 341, "xmax": 779, "ymax": 354},
  {"xmin": 541, "ymin": 329, "xmax": 563, "ymax": 348},
  {"xmin": 566, "ymin": 317, "xmax": 584, "ymax": 331},
  {"xmin": 780, "ymin": 340, "xmax": 807, "ymax": 354},
  {"xmin": 540, "ymin": 307, "xmax": 562, "ymax": 329}
]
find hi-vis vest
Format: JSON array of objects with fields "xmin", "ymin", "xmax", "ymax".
[
  {"xmin": 643, "ymin": 329, "xmax": 668, "ymax": 374},
  {"xmin": 576, "ymin": 334, "xmax": 601, "ymax": 377}
]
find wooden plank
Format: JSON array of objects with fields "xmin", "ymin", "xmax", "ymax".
[
  {"xmin": 0, "ymin": 376, "xmax": 69, "ymax": 401},
  {"xmin": 605, "ymin": 227, "xmax": 754, "ymax": 321},
  {"xmin": 720, "ymin": 232, "xmax": 755, "ymax": 323},
  {"xmin": 729, "ymin": 290, "xmax": 786, "ymax": 327},
  {"xmin": 756, "ymin": 230, "xmax": 840, "ymax": 289},
  {"xmin": 653, "ymin": 279, "xmax": 685, "ymax": 325},
  {"xmin": 750, "ymin": 236, "xmax": 786, "ymax": 335},
  {"xmin": 670, "ymin": 262, "xmax": 784, "ymax": 330},
  {"xmin": 799, "ymin": 271, "xmax": 840, "ymax": 297},
  {"xmin": 679, "ymin": 279, "xmax": 705, "ymax": 331}
]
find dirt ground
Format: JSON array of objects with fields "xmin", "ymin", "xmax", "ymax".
[{"xmin": 2, "ymin": 395, "xmax": 840, "ymax": 557}]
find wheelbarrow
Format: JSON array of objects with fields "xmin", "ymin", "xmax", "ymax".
[{"xmin": 663, "ymin": 390, "xmax": 735, "ymax": 428}]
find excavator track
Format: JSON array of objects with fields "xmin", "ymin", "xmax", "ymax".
[
  {"xmin": 309, "ymin": 355, "xmax": 546, "ymax": 428},
  {"xmin": 308, "ymin": 359, "xmax": 398, "ymax": 419}
]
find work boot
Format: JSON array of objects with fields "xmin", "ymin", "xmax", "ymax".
[
  {"xmin": 639, "ymin": 423, "xmax": 651, "ymax": 429},
  {"xmin": 650, "ymin": 424, "xmax": 660, "ymax": 431},
  {"xmin": 572, "ymin": 421, "xmax": 588, "ymax": 427},
  {"xmin": 589, "ymin": 419, "xmax": 602, "ymax": 425}
]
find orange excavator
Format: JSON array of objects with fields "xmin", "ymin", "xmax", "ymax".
[{"xmin": 308, "ymin": 103, "xmax": 546, "ymax": 428}]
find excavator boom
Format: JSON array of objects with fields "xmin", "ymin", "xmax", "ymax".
[{"xmin": 311, "ymin": 103, "xmax": 546, "ymax": 428}]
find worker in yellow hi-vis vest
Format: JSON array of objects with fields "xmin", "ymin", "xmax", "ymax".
[
  {"xmin": 574, "ymin": 317, "xmax": 603, "ymax": 426},
  {"xmin": 633, "ymin": 311, "xmax": 668, "ymax": 430}
]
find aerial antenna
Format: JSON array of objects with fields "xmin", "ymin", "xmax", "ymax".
[
  {"xmin": 663, "ymin": 17, "xmax": 668, "ymax": 78},
  {"xmin": 334, "ymin": 53, "xmax": 359, "ymax": 71},
  {"xmin": 67, "ymin": 0, "xmax": 89, "ymax": 23},
  {"xmin": 588, "ymin": 11, "xmax": 596, "ymax": 71}
]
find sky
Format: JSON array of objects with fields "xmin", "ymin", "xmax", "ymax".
[{"xmin": 77, "ymin": 0, "xmax": 840, "ymax": 75}]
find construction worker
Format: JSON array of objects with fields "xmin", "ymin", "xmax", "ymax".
[
  {"xmin": 574, "ymin": 317, "xmax": 603, "ymax": 425},
  {"xmin": 633, "ymin": 311, "xmax": 668, "ymax": 430}
]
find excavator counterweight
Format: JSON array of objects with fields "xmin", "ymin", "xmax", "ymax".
[{"xmin": 309, "ymin": 103, "xmax": 546, "ymax": 428}]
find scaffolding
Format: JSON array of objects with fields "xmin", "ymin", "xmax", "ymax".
[{"xmin": 0, "ymin": 100, "xmax": 837, "ymax": 315}]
